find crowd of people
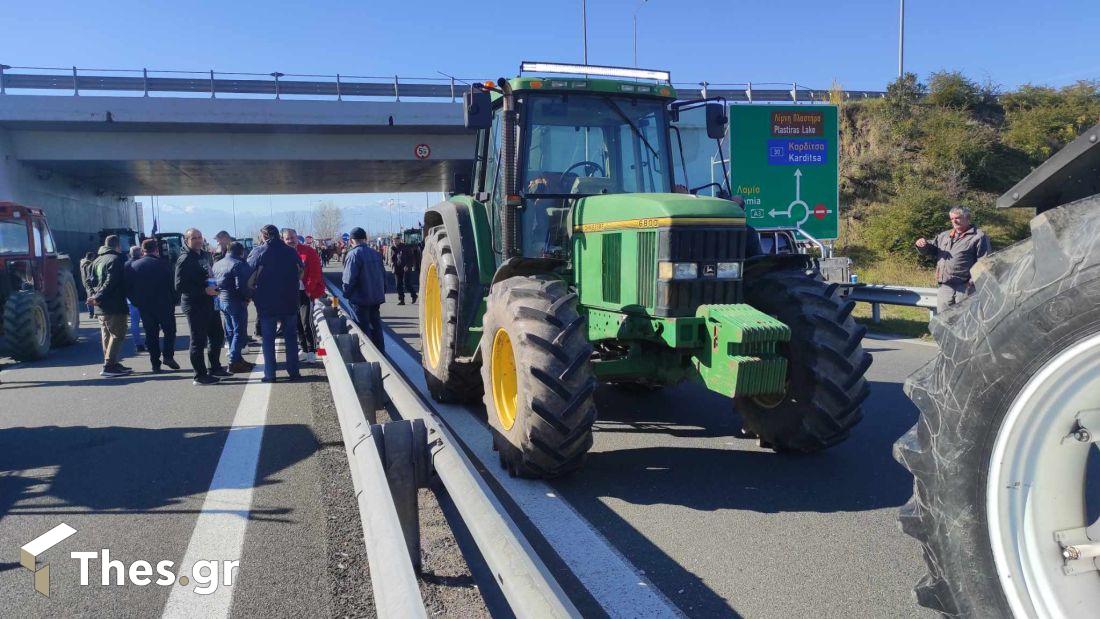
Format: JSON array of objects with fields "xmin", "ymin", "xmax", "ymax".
[{"xmin": 83, "ymin": 224, "xmax": 328, "ymax": 384}]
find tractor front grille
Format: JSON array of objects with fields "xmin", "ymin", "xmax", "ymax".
[
  {"xmin": 664, "ymin": 228, "xmax": 746, "ymax": 263},
  {"xmin": 654, "ymin": 227, "xmax": 747, "ymax": 317}
]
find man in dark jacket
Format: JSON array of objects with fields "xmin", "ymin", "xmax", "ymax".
[
  {"xmin": 342, "ymin": 227, "xmax": 386, "ymax": 351},
  {"xmin": 248, "ymin": 224, "xmax": 304, "ymax": 382},
  {"xmin": 214, "ymin": 241, "xmax": 255, "ymax": 374},
  {"xmin": 80, "ymin": 251, "xmax": 96, "ymax": 318},
  {"xmin": 88, "ymin": 235, "xmax": 132, "ymax": 377},
  {"xmin": 391, "ymin": 238, "xmax": 421, "ymax": 305},
  {"xmin": 176, "ymin": 228, "xmax": 228, "ymax": 385},
  {"xmin": 125, "ymin": 239, "xmax": 179, "ymax": 372}
]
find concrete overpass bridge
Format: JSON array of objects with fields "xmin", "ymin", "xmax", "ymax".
[{"xmin": 0, "ymin": 64, "xmax": 885, "ymax": 257}]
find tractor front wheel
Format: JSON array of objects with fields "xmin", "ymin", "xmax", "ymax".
[
  {"xmin": 419, "ymin": 226, "xmax": 481, "ymax": 403},
  {"xmin": 48, "ymin": 269, "xmax": 80, "ymax": 346},
  {"xmin": 480, "ymin": 275, "xmax": 596, "ymax": 478},
  {"xmin": 734, "ymin": 268, "xmax": 871, "ymax": 452},
  {"xmin": 4, "ymin": 290, "xmax": 52, "ymax": 361}
]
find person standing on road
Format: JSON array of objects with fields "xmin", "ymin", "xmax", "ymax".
[
  {"xmin": 125, "ymin": 246, "xmax": 147, "ymax": 353},
  {"xmin": 125, "ymin": 239, "xmax": 180, "ymax": 372},
  {"xmin": 176, "ymin": 228, "xmax": 228, "ymax": 385},
  {"xmin": 80, "ymin": 251, "xmax": 97, "ymax": 319},
  {"xmin": 248, "ymin": 224, "xmax": 304, "ymax": 382},
  {"xmin": 214, "ymin": 241, "xmax": 255, "ymax": 375},
  {"xmin": 916, "ymin": 206, "xmax": 992, "ymax": 313},
  {"xmin": 87, "ymin": 235, "xmax": 132, "ymax": 377},
  {"xmin": 212, "ymin": 230, "xmax": 232, "ymax": 262},
  {"xmin": 342, "ymin": 227, "xmax": 386, "ymax": 351},
  {"xmin": 282, "ymin": 228, "xmax": 324, "ymax": 364},
  {"xmin": 392, "ymin": 237, "xmax": 421, "ymax": 305}
]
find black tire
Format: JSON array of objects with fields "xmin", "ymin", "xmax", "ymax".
[
  {"xmin": 895, "ymin": 197, "xmax": 1100, "ymax": 616},
  {"xmin": 734, "ymin": 268, "xmax": 871, "ymax": 452},
  {"xmin": 3, "ymin": 290, "xmax": 51, "ymax": 361},
  {"xmin": 48, "ymin": 269, "xmax": 80, "ymax": 346},
  {"xmin": 480, "ymin": 275, "xmax": 596, "ymax": 478},
  {"xmin": 418, "ymin": 226, "xmax": 482, "ymax": 403}
]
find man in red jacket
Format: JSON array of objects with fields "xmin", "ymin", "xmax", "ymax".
[{"xmin": 283, "ymin": 228, "xmax": 325, "ymax": 363}]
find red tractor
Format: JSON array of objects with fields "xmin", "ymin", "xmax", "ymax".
[{"xmin": 0, "ymin": 202, "xmax": 80, "ymax": 360}]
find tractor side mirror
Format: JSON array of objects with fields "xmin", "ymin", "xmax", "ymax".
[
  {"xmin": 464, "ymin": 91, "xmax": 492, "ymax": 130},
  {"xmin": 705, "ymin": 102, "xmax": 728, "ymax": 140}
]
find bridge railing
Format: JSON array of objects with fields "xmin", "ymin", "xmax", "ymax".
[{"xmin": 0, "ymin": 64, "xmax": 885, "ymax": 103}]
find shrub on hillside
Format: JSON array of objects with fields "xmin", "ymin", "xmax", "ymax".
[
  {"xmin": 861, "ymin": 185, "xmax": 948, "ymax": 261},
  {"xmin": 927, "ymin": 71, "xmax": 982, "ymax": 109},
  {"xmin": 1002, "ymin": 81, "xmax": 1100, "ymax": 162}
]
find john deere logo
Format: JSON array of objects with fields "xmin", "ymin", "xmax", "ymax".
[{"xmin": 21, "ymin": 523, "xmax": 77, "ymax": 597}]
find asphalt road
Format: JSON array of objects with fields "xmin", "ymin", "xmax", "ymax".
[
  {"xmin": 372, "ymin": 275, "xmax": 937, "ymax": 618},
  {"xmin": 0, "ymin": 305, "xmax": 486, "ymax": 617}
]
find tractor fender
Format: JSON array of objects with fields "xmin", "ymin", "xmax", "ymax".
[
  {"xmin": 424, "ymin": 201, "xmax": 489, "ymax": 347},
  {"xmin": 489, "ymin": 257, "xmax": 567, "ymax": 288}
]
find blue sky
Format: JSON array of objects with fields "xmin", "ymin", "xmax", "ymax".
[{"xmin": 3, "ymin": 0, "xmax": 1096, "ymax": 234}]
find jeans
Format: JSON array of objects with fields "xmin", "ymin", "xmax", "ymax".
[
  {"xmin": 936, "ymin": 281, "xmax": 973, "ymax": 313},
  {"xmin": 296, "ymin": 291, "xmax": 317, "ymax": 353},
  {"xmin": 353, "ymin": 303, "xmax": 385, "ymax": 351},
  {"xmin": 260, "ymin": 314, "xmax": 299, "ymax": 379},
  {"xmin": 98, "ymin": 313, "xmax": 128, "ymax": 366},
  {"xmin": 186, "ymin": 303, "xmax": 225, "ymax": 377},
  {"xmin": 394, "ymin": 268, "xmax": 418, "ymax": 301},
  {"xmin": 128, "ymin": 302, "xmax": 144, "ymax": 348},
  {"xmin": 139, "ymin": 308, "xmax": 176, "ymax": 367},
  {"xmin": 223, "ymin": 302, "xmax": 248, "ymax": 363}
]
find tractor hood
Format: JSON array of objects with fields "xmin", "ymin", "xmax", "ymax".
[{"xmin": 572, "ymin": 193, "xmax": 746, "ymax": 233}]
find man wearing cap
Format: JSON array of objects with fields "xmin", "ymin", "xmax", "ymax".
[{"xmin": 342, "ymin": 227, "xmax": 387, "ymax": 351}]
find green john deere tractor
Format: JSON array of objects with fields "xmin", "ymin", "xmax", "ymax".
[{"xmin": 419, "ymin": 62, "xmax": 871, "ymax": 477}]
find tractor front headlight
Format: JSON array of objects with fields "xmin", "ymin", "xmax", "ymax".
[
  {"xmin": 716, "ymin": 261, "xmax": 742, "ymax": 279},
  {"xmin": 658, "ymin": 261, "xmax": 698, "ymax": 280}
]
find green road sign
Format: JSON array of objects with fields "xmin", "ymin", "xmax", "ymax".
[{"xmin": 728, "ymin": 105, "xmax": 839, "ymax": 240}]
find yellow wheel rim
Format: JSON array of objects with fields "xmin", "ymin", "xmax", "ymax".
[
  {"xmin": 491, "ymin": 328, "xmax": 518, "ymax": 431},
  {"xmin": 423, "ymin": 263, "xmax": 443, "ymax": 369}
]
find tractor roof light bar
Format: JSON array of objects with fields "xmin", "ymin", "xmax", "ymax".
[{"xmin": 520, "ymin": 61, "xmax": 670, "ymax": 83}]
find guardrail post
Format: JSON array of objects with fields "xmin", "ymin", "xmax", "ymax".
[
  {"xmin": 336, "ymin": 73, "xmax": 343, "ymax": 101},
  {"xmin": 210, "ymin": 70, "xmax": 216, "ymax": 98},
  {"xmin": 1, "ymin": 64, "xmax": 11, "ymax": 95},
  {"xmin": 334, "ymin": 332, "xmax": 363, "ymax": 362},
  {"xmin": 271, "ymin": 71, "xmax": 284, "ymax": 100},
  {"xmin": 872, "ymin": 303, "xmax": 881, "ymax": 323},
  {"xmin": 373, "ymin": 419, "xmax": 431, "ymax": 574},
  {"xmin": 72, "ymin": 66, "xmax": 79, "ymax": 96},
  {"xmin": 142, "ymin": 68, "xmax": 149, "ymax": 97},
  {"xmin": 348, "ymin": 361, "xmax": 383, "ymax": 424},
  {"xmin": 326, "ymin": 315, "xmax": 348, "ymax": 335}
]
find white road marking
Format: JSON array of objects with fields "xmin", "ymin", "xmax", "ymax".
[
  {"xmin": 161, "ymin": 365, "xmax": 272, "ymax": 618},
  {"xmin": 382, "ymin": 332, "xmax": 682, "ymax": 618}
]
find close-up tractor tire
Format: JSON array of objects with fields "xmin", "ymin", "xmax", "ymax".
[
  {"xmin": 419, "ymin": 225, "xmax": 482, "ymax": 403},
  {"xmin": 480, "ymin": 275, "xmax": 596, "ymax": 478},
  {"xmin": 4, "ymin": 289, "xmax": 52, "ymax": 361},
  {"xmin": 734, "ymin": 267, "xmax": 871, "ymax": 452},
  {"xmin": 894, "ymin": 197, "xmax": 1100, "ymax": 617},
  {"xmin": 48, "ymin": 269, "xmax": 80, "ymax": 346}
]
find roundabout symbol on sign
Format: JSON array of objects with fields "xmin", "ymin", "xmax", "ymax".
[
  {"xmin": 414, "ymin": 143, "xmax": 431, "ymax": 160},
  {"xmin": 766, "ymin": 168, "xmax": 832, "ymax": 227}
]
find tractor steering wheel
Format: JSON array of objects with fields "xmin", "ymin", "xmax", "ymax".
[{"xmin": 563, "ymin": 160, "xmax": 606, "ymax": 178}]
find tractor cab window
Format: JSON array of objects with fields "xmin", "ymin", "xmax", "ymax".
[
  {"xmin": 32, "ymin": 221, "xmax": 44, "ymax": 257},
  {"xmin": 0, "ymin": 221, "xmax": 30, "ymax": 255},
  {"xmin": 521, "ymin": 94, "xmax": 672, "ymax": 258},
  {"xmin": 40, "ymin": 222, "xmax": 56, "ymax": 253}
]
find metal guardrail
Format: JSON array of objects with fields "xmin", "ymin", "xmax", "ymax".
[
  {"xmin": 842, "ymin": 284, "xmax": 938, "ymax": 322},
  {"xmin": 313, "ymin": 308, "xmax": 428, "ymax": 618},
  {"xmin": 0, "ymin": 64, "xmax": 885, "ymax": 103},
  {"xmin": 315, "ymin": 289, "xmax": 580, "ymax": 617}
]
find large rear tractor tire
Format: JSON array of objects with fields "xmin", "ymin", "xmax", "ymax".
[
  {"xmin": 48, "ymin": 269, "xmax": 80, "ymax": 346},
  {"xmin": 895, "ymin": 197, "xmax": 1100, "ymax": 617},
  {"xmin": 480, "ymin": 275, "xmax": 596, "ymax": 478},
  {"xmin": 734, "ymin": 268, "xmax": 871, "ymax": 452},
  {"xmin": 419, "ymin": 226, "xmax": 482, "ymax": 403},
  {"xmin": 3, "ymin": 290, "xmax": 51, "ymax": 361}
]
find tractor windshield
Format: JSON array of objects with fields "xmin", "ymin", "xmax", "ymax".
[
  {"xmin": 0, "ymin": 221, "xmax": 30, "ymax": 255},
  {"xmin": 519, "ymin": 93, "xmax": 672, "ymax": 257}
]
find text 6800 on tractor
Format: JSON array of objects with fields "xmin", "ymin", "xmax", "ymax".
[{"xmin": 418, "ymin": 63, "xmax": 871, "ymax": 478}]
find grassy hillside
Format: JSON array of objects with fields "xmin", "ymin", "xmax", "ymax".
[{"xmin": 835, "ymin": 72, "xmax": 1099, "ymax": 281}]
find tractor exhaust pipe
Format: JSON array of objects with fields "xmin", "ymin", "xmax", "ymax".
[{"xmin": 498, "ymin": 77, "xmax": 519, "ymax": 259}]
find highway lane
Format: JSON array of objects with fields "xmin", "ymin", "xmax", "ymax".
[{"xmin": 371, "ymin": 280, "xmax": 935, "ymax": 618}]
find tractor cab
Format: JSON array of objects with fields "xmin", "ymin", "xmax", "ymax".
[
  {"xmin": 155, "ymin": 232, "xmax": 185, "ymax": 263},
  {"xmin": 467, "ymin": 62, "xmax": 731, "ymax": 264},
  {"xmin": 98, "ymin": 228, "xmax": 142, "ymax": 255}
]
